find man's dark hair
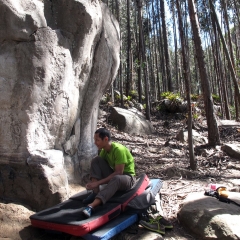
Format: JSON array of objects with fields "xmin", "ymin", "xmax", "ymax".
[{"xmin": 95, "ymin": 128, "xmax": 111, "ymax": 141}]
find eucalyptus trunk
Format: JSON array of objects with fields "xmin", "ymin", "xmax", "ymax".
[
  {"xmin": 136, "ymin": 0, "xmax": 150, "ymax": 120},
  {"xmin": 210, "ymin": 0, "xmax": 240, "ymax": 120},
  {"xmin": 156, "ymin": 0, "xmax": 166, "ymax": 92},
  {"xmin": 126, "ymin": 0, "xmax": 131, "ymax": 97},
  {"xmin": 160, "ymin": 0, "xmax": 173, "ymax": 92},
  {"xmin": 188, "ymin": 0, "xmax": 220, "ymax": 146},
  {"xmin": 176, "ymin": 0, "xmax": 196, "ymax": 170}
]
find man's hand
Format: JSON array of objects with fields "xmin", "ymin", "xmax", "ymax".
[
  {"xmin": 86, "ymin": 164, "xmax": 125, "ymax": 190},
  {"xmin": 86, "ymin": 181, "xmax": 100, "ymax": 190}
]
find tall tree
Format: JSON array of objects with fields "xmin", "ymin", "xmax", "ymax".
[
  {"xmin": 136, "ymin": 0, "xmax": 151, "ymax": 120},
  {"xmin": 160, "ymin": 0, "xmax": 173, "ymax": 92},
  {"xmin": 156, "ymin": 0, "xmax": 166, "ymax": 92},
  {"xmin": 210, "ymin": 0, "xmax": 240, "ymax": 121},
  {"xmin": 126, "ymin": 0, "xmax": 132, "ymax": 97},
  {"xmin": 188, "ymin": 0, "xmax": 220, "ymax": 146},
  {"xmin": 176, "ymin": 0, "xmax": 195, "ymax": 170},
  {"xmin": 170, "ymin": 1, "xmax": 179, "ymax": 92},
  {"xmin": 151, "ymin": 0, "xmax": 161, "ymax": 99}
]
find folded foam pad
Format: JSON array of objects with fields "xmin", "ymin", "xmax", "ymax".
[
  {"xmin": 82, "ymin": 213, "xmax": 138, "ymax": 240},
  {"xmin": 30, "ymin": 173, "xmax": 150, "ymax": 236}
]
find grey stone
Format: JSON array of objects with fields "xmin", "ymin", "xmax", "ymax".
[
  {"xmin": 178, "ymin": 192, "xmax": 240, "ymax": 239},
  {"xmin": 109, "ymin": 107, "xmax": 155, "ymax": 135},
  {"xmin": 137, "ymin": 231, "xmax": 164, "ymax": 239},
  {"xmin": 221, "ymin": 144, "xmax": 240, "ymax": 160},
  {"xmin": 218, "ymin": 120, "xmax": 240, "ymax": 127},
  {"xmin": 176, "ymin": 129, "xmax": 207, "ymax": 144}
]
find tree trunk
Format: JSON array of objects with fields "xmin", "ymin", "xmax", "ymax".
[
  {"xmin": 211, "ymin": 16, "xmax": 231, "ymax": 119},
  {"xmin": 126, "ymin": 0, "xmax": 131, "ymax": 97},
  {"xmin": 209, "ymin": 0, "xmax": 240, "ymax": 120},
  {"xmin": 160, "ymin": 0, "xmax": 173, "ymax": 92},
  {"xmin": 188, "ymin": 0, "xmax": 220, "ymax": 146},
  {"xmin": 171, "ymin": 2, "xmax": 179, "ymax": 92},
  {"xmin": 176, "ymin": 0, "xmax": 195, "ymax": 170},
  {"xmin": 156, "ymin": 0, "xmax": 166, "ymax": 92},
  {"xmin": 136, "ymin": 0, "xmax": 151, "ymax": 120},
  {"xmin": 151, "ymin": 0, "xmax": 161, "ymax": 99}
]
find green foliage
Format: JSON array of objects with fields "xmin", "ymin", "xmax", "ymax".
[
  {"xmin": 126, "ymin": 95, "xmax": 132, "ymax": 101},
  {"xmin": 157, "ymin": 105, "xmax": 162, "ymax": 111},
  {"xmin": 191, "ymin": 94, "xmax": 199, "ymax": 101},
  {"xmin": 212, "ymin": 94, "xmax": 220, "ymax": 103},
  {"xmin": 160, "ymin": 92, "xmax": 182, "ymax": 101},
  {"xmin": 193, "ymin": 113, "xmax": 198, "ymax": 120},
  {"xmin": 115, "ymin": 94, "xmax": 121, "ymax": 103},
  {"xmin": 129, "ymin": 90, "xmax": 138, "ymax": 100}
]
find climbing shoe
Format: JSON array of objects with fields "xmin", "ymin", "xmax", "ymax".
[
  {"xmin": 82, "ymin": 192, "xmax": 97, "ymax": 204},
  {"xmin": 155, "ymin": 215, "xmax": 173, "ymax": 229},
  {"xmin": 139, "ymin": 218, "xmax": 165, "ymax": 234},
  {"xmin": 82, "ymin": 206, "xmax": 93, "ymax": 218}
]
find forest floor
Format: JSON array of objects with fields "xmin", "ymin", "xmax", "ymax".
[{"xmin": 1, "ymin": 107, "xmax": 240, "ymax": 240}]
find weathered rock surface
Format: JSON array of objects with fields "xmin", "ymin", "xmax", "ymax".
[
  {"xmin": 178, "ymin": 192, "xmax": 240, "ymax": 239},
  {"xmin": 160, "ymin": 99, "xmax": 187, "ymax": 113},
  {"xmin": 176, "ymin": 129, "xmax": 208, "ymax": 145},
  {"xmin": 109, "ymin": 107, "xmax": 155, "ymax": 135},
  {"xmin": 218, "ymin": 120, "xmax": 240, "ymax": 127},
  {"xmin": 0, "ymin": 0, "xmax": 120, "ymax": 210},
  {"xmin": 0, "ymin": 202, "xmax": 35, "ymax": 240},
  {"xmin": 221, "ymin": 144, "xmax": 240, "ymax": 160}
]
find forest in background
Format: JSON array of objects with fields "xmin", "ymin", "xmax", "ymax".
[
  {"xmin": 100, "ymin": 0, "xmax": 239, "ymax": 169},
  {"xmin": 101, "ymin": 0, "xmax": 239, "ymax": 119}
]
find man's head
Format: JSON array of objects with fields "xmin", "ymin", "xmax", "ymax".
[
  {"xmin": 95, "ymin": 128, "xmax": 111, "ymax": 141},
  {"xmin": 94, "ymin": 128, "xmax": 111, "ymax": 150}
]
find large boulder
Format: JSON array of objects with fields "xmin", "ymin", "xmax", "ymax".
[
  {"xmin": 0, "ymin": 0, "xmax": 120, "ymax": 210},
  {"xmin": 176, "ymin": 129, "xmax": 208, "ymax": 145},
  {"xmin": 221, "ymin": 144, "xmax": 240, "ymax": 159},
  {"xmin": 109, "ymin": 107, "xmax": 155, "ymax": 135},
  {"xmin": 178, "ymin": 192, "xmax": 240, "ymax": 239}
]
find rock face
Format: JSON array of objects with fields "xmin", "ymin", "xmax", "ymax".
[
  {"xmin": 221, "ymin": 144, "xmax": 240, "ymax": 159},
  {"xmin": 178, "ymin": 192, "xmax": 240, "ymax": 239},
  {"xmin": 0, "ymin": 0, "xmax": 120, "ymax": 210},
  {"xmin": 176, "ymin": 129, "xmax": 208, "ymax": 145}
]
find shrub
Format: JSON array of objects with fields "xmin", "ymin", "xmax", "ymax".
[
  {"xmin": 160, "ymin": 92, "xmax": 182, "ymax": 101},
  {"xmin": 212, "ymin": 94, "xmax": 220, "ymax": 103},
  {"xmin": 129, "ymin": 90, "xmax": 138, "ymax": 100},
  {"xmin": 191, "ymin": 94, "xmax": 199, "ymax": 101}
]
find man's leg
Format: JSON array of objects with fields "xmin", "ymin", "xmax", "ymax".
[
  {"xmin": 83, "ymin": 175, "xmax": 135, "ymax": 218},
  {"xmin": 90, "ymin": 156, "xmax": 113, "ymax": 181},
  {"xmin": 95, "ymin": 174, "xmax": 136, "ymax": 205},
  {"xmin": 83, "ymin": 156, "xmax": 113, "ymax": 204}
]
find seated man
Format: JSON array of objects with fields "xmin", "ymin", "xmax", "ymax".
[{"xmin": 82, "ymin": 128, "xmax": 136, "ymax": 218}]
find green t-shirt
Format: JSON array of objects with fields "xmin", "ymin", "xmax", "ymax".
[{"xmin": 99, "ymin": 142, "xmax": 135, "ymax": 176}]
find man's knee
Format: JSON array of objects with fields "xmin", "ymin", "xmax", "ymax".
[
  {"xmin": 112, "ymin": 175, "xmax": 121, "ymax": 182},
  {"xmin": 110, "ymin": 175, "xmax": 130, "ymax": 187}
]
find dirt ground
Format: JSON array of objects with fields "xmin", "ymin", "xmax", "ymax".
[{"xmin": 1, "ymin": 109, "xmax": 240, "ymax": 240}]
